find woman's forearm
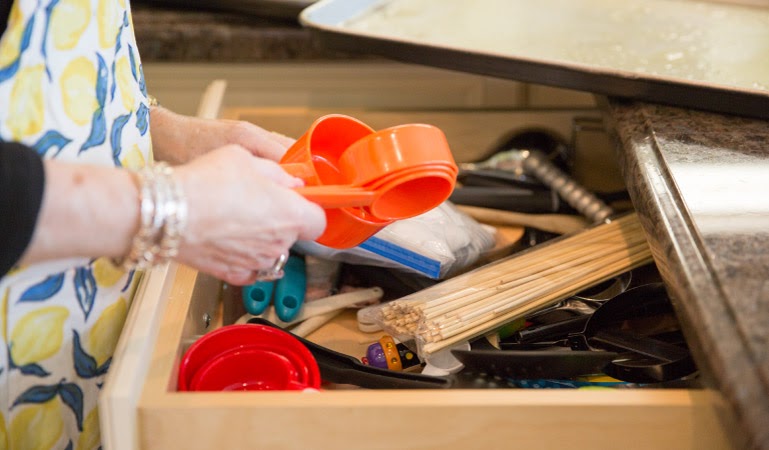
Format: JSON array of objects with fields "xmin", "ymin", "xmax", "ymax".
[
  {"xmin": 149, "ymin": 106, "xmax": 295, "ymax": 164},
  {"xmin": 20, "ymin": 160, "xmax": 140, "ymax": 264},
  {"xmin": 149, "ymin": 106, "xmax": 222, "ymax": 165}
]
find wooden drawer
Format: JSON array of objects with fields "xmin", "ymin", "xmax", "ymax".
[
  {"xmin": 99, "ymin": 80, "xmax": 733, "ymax": 449},
  {"xmin": 100, "ymin": 263, "xmax": 733, "ymax": 450}
]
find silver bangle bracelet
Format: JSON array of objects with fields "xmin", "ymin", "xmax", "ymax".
[
  {"xmin": 115, "ymin": 162, "xmax": 187, "ymax": 271},
  {"xmin": 158, "ymin": 162, "xmax": 188, "ymax": 260}
]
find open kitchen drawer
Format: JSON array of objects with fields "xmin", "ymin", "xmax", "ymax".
[
  {"xmin": 99, "ymin": 81, "xmax": 734, "ymax": 450},
  {"xmin": 100, "ymin": 262, "xmax": 732, "ymax": 450}
]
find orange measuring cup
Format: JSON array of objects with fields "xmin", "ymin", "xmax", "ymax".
[
  {"xmin": 337, "ymin": 123, "xmax": 458, "ymax": 187},
  {"xmin": 294, "ymin": 123, "xmax": 458, "ymax": 219},
  {"xmin": 294, "ymin": 167, "xmax": 456, "ymax": 219},
  {"xmin": 279, "ymin": 114, "xmax": 375, "ymax": 186},
  {"xmin": 317, "ymin": 206, "xmax": 393, "ymax": 249},
  {"xmin": 279, "ymin": 115, "xmax": 458, "ymax": 248}
]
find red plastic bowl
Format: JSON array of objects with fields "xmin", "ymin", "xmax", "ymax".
[
  {"xmin": 190, "ymin": 347, "xmax": 311, "ymax": 391},
  {"xmin": 178, "ymin": 324, "xmax": 320, "ymax": 392}
]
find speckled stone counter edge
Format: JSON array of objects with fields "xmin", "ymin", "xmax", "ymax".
[
  {"xmin": 131, "ymin": 5, "xmax": 361, "ymax": 62},
  {"xmin": 601, "ymin": 97, "xmax": 768, "ymax": 450}
]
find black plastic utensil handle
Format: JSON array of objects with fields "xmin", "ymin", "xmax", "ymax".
[
  {"xmin": 514, "ymin": 315, "xmax": 591, "ymax": 344},
  {"xmin": 449, "ymin": 186, "xmax": 559, "ymax": 213},
  {"xmin": 247, "ymin": 317, "xmax": 450, "ymax": 389},
  {"xmin": 451, "ymin": 349, "xmax": 618, "ymax": 380}
]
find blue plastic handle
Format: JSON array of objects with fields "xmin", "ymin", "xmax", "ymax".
[
  {"xmin": 242, "ymin": 281, "xmax": 274, "ymax": 316},
  {"xmin": 273, "ymin": 255, "xmax": 307, "ymax": 322}
]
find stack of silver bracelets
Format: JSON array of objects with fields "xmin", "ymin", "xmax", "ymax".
[{"xmin": 116, "ymin": 161, "xmax": 188, "ymax": 271}]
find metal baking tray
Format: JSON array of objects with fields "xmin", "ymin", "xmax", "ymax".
[{"xmin": 300, "ymin": 0, "xmax": 769, "ymax": 119}]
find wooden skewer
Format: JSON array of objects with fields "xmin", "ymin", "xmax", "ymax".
[
  {"xmin": 418, "ymin": 228, "xmax": 641, "ymax": 314},
  {"xmin": 382, "ymin": 215, "xmax": 642, "ymax": 317},
  {"xmin": 421, "ymin": 236, "xmax": 646, "ymax": 321},
  {"xmin": 423, "ymin": 242, "xmax": 651, "ymax": 341},
  {"xmin": 425, "ymin": 242, "xmax": 649, "ymax": 335},
  {"xmin": 375, "ymin": 213, "xmax": 652, "ymax": 355},
  {"xmin": 382, "ymin": 215, "xmax": 642, "ymax": 318},
  {"xmin": 384, "ymin": 247, "xmax": 647, "ymax": 334},
  {"xmin": 421, "ymin": 244, "xmax": 652, "ymax": 353}
]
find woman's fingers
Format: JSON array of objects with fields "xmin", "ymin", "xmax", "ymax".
[
  {"xmin": 172, "ymin": 145, "xmax": 326, "ymax": 283},
  {"xmin": 150, "ymin": 108, "xmax": 297, "ymax": 164},
  {"xmin": 249, "ymin": 157, "xmax": 304, "ymax": 188},
  {"xmin": 228, "ymin": 120, "xmax": 295, "ymax": 161}
]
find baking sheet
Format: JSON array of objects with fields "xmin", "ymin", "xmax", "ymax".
[{"xmin": 300, "ymin": 0, "xmax": 769, "ymax": 118}]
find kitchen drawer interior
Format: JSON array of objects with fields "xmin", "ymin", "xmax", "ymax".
[
  {"xmin": 102, "ymin": 107, "xmax": 735, "ymax": 450},
  {"xmin": 119, "ymin": 262, "xmax": 732, "ymax": 450}
]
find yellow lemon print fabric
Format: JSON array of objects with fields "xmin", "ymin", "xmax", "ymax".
[{"xmin": 0, "ymin": 0, "xmax": 152, "ymax": 448}]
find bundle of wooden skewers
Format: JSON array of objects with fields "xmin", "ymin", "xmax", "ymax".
[{"xmin": 377, "ymin": 212, "xmax": 652, "ymax": 356}]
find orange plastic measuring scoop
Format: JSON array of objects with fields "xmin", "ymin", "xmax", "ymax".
[
  {"xmin": 283, "ymin": 119, "xmax": 457, "ymax": 216},
  {"xmin": 294, "ymin": 167, "xmax": 456, "ymax": 219},
  {"xmin": 279, "ymin": 115, "xmax": 458, "ymax": 248},
  {"xmin": 295, "ymin": 122, "xmax": 457, "ymax": 219}
]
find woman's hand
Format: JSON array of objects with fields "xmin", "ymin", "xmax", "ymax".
[
  {"xmin": 150, "ymin": 107, "xmax": 294, "ymax": 164},
  {"xmin": 173, "ymin": 145, "xmax": 326, "ymax": 286}
]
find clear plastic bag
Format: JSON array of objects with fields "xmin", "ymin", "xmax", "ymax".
[{"xmin": 294, "ymin": 201, "xmax": 496, "ymax": 279}]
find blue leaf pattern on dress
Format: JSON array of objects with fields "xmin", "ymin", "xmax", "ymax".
[
  {"xmin": 17, "ymin": 362, "xmax": 51, "ymax": 377},
  {"xmin": 79, "ymin": 54, "xmax": 108, "ymax": 153},
  {"xmin": 33, "ymin": 130, "xmax": 72, "ymax": 157},
  {"xmin": 58, "ymin": 382, "xmax": 85, "ymax": 431},
  {"xmin": 8, "ymin": 347, "xmax": 51, "ymax": 377},
  {"xmin": 80, "ymin": 108, "xmax": 106, "ymax": 153},
  {"xmin": 110, "ymin": 113, "xmax": 131, "ymax": 166},
  {"xmin": 42, "ymin": 0, "xmax": 62, "ymax": 81},
  {"xmin": 12, "ymin": 381, "xmax": 85, "ymax": 431},
  {"xmin": 74, "ymin": 268, "xmax": 97, "ymax": 319},
  {"xmin": 110, "ymin": 11, "xmax": 124, "ymax": 102},
  {"xmin": 131, "ymin": 44, "xmax": 147, "ymax": 96},
  {"xmin": 0, "ymin": 14, "xmax": 34, "ymax": 83},
  {"xmin": 116, "ymin": 11, "xmax": 126, "ymax": 52},
  {"xmin": 110, "ymin": 60, "xmax": 117, "ymax": 102},
  {"xmin": 136, "ymin": 103, "xmax": 149, "ymax": 135},
  {"xmin": 73, "ymin": 331, "xmax": 110, "ymax": 379},
  {"xmin": 121, "ymin": 269, "xmax": 135, "ymax": 292},
  {"xmin": 128, "ymin": 43, "xmax": 137, "ymax": 81},
  {"xmin": 19, "ymin": 273, "xmax": 65, "ymax": 302},
  {"xmin": 11, "ymin": 384, "xmax": 58, "ymax": 407}
]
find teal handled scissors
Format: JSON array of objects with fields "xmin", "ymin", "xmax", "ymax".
[{"xmin": 242, "ymin": 254, "xmax": 306, "ymax": 322}]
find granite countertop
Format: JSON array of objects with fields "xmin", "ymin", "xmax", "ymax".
[
  {"xmin": 132, "ymin": 5, "xmax": 768, "ymax": 448},
  {"xmin": 603, "ymin": 100, "xmax": 769, "ymax": 450},
  {"xmin": 131, "ymin": 4, "xmax": 356, "ymax": 62}
]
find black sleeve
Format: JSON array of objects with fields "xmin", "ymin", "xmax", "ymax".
[
  {"xmin": 0, "ymin": 0, "xmax": 12, "ymax": 37},
  {"xmin": 0, "ymin": 142, "xmax": 45, "ymax": 278}
]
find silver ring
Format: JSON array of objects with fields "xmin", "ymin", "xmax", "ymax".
[{"xmin": 254, "ymin": 253, "xmax": 288, "ymax": 281}]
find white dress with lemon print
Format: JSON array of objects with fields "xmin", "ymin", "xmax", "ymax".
[{"xmin": 0, "ymin": 0, "xmax": 151, "ymax": 448}]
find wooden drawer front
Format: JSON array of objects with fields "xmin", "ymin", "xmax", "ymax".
[
  {"xmin": 101, "ymin": 265, "xmax": 732, "ymax": 450},
  {"xmin": 138, "ymin": 390, "xmax": 725, "ymax": 450}
]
